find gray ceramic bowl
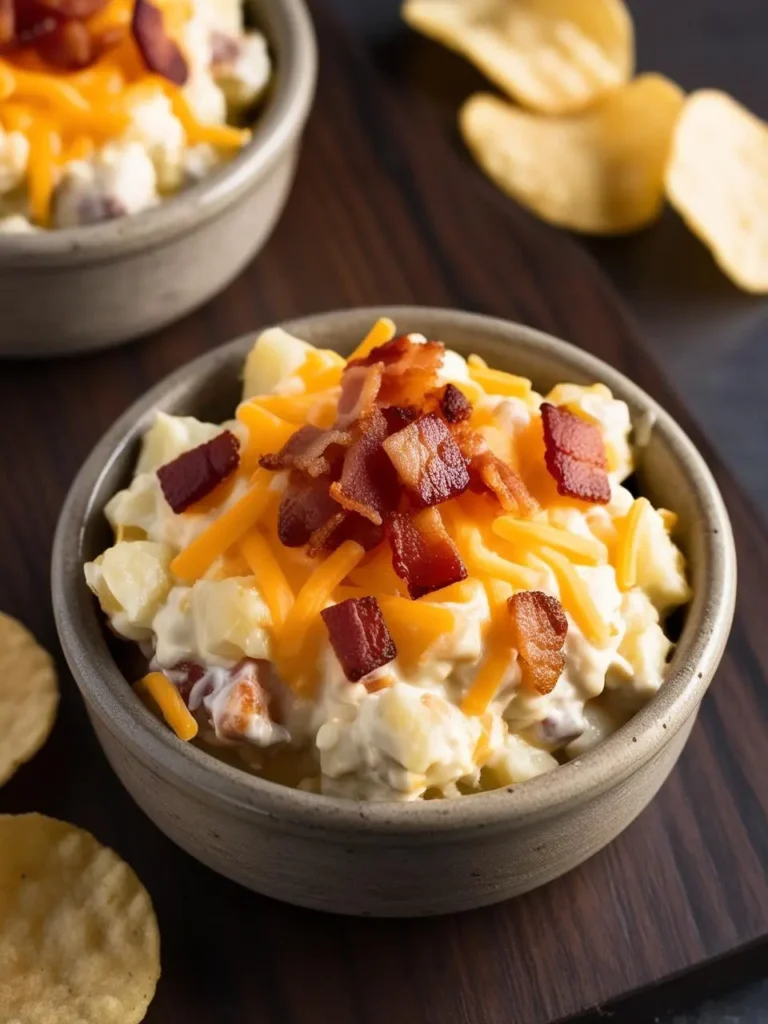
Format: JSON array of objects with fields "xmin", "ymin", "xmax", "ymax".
[
  {"xmin": 0, "ymin": 0, "xmax": 316, "ymax": 358},
  {"xmin": 52, "ymin": 307, "xmax": 736, "ymax": 916}
]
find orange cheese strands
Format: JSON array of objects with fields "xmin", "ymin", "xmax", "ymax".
[
  {"xmin": 276, "ymin": 540, "xmax": 365, "ymax": 694},
  {"xmin": 170, "ymin": 469, "xmax": 276, "ymax": 582},
  {"xmin": 135, "ymin": 672, "xmax": 198, "ymax": 741}
]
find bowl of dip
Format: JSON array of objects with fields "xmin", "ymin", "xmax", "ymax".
[
  {"xmin": 52, "ymin": 307, "xmax": 736, "ymax": 915},
  {"xmin": 0, "ymin": 0, "xmax": 315, "ymax": 356}
]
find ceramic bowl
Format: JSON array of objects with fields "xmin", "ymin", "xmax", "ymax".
[
  {"xmin": 0, "ymin": 0, "xmax": 316, "ymax": 358},
  {"xmin": 52, "ymin": 307, "xmax": 737, "ymax": 916}
]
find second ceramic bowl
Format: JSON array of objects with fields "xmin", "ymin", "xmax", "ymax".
[
  {"xmin": 0, "ymin": 0, "xmax": 316, "ymax": 358},
  {"xmin": 52, "ymin": 307, "xmax": 736, "ymax": 916}
]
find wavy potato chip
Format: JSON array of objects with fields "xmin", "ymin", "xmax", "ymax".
[
  {"xmin": 665, "ymin": 90, "xmax": 768, "ymax": 293},
  {"xmin": 0, "ymin": 814, "xmax": 161, "ymax": 1023},
  {"xmin": 403, "ymin": 0, "xmax": 634, "ymax": 114},
  {"xmin": 460, "ymin": 75, "xmax": 685, "ymax": 235},
  {"xmin": 0, "ymin": 612, "xmax": 58, "ymax": 786}
]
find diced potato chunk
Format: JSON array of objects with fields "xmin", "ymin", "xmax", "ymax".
[
  {"xmin": 136, "ymin": 412, "xmax": 223, "ymax": 474},
  {"xmin": 635, "ymin": 508, "xmax": 692, "ymax": 615},
  {"xmin": 85, "ymin": 541, "xmax": 173, "ymax": 639},
  {"xmin": 191, "ymin": 577, "xmax": 271, "ymax": 662},
  {"xmin": 242, "ymin": 328, "xmax": 315, "ymax": 399}
]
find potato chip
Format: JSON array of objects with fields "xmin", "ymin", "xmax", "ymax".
[
  {"xmin": 402, "ymin": 0, "xmax": 634, "ymax": 114},
  {"xmin": 0, "ymin": 813, "xmax": 161, "ymax": 1023},
  {"xmin": 459, "ymin": 75, "xmax": 685, "ymax": 235},
  {"xmin": 0, "ymin": 612, "xmax": 58, "ymax": 787},
  {"xmin": 665, "ymin": 90, "xmax": 768, "ymax": 293}
]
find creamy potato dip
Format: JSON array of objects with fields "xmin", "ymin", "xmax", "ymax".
[
  {"xmin": 0, "ymin": 0, "xmax": 269, "ymax": 230},
  {"xmin": 85, "ymin": 319, "xmax": 691, "ymax": 801}
]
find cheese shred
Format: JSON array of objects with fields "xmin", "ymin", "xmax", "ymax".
[{"xmin": 135, "ymin": 671, "xmax": 198, "ymax": 741}]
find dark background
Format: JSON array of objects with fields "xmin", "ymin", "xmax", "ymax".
[
  {"xmin": 326, "ymin": 0, "xmax": 768, "ymax": 1020},
  {"xmin": 332, "ymin": 0, "xmax": 768, "ymax": 522}
]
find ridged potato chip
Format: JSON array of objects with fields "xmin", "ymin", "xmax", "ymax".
[
  {"xmin": 460, "ymin": 75, "xmax": 685, "ymax": 235},
  {"xmin": 403, "ymin": 0, "xmax": 634, "ymax": 114},
  {"xmin": 665, "ymin": 90, "xmax": 768, "ymax": 293},
  {"xmin": 0, "ymin": 813, "xmax": 161, "ymax": 1023},
  {"xmin": 0, "ymin": 612, "xmax": 58, "ymax": 786}
]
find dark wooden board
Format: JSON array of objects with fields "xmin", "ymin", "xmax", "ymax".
[{"xmin": 1, "ymin": 3, "xmax": 766, "ymax": 1021}]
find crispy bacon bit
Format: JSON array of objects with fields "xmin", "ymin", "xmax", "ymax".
[
  {"xmin": 382, "ymin": 405, "xmax": 419, "ymax": 432},
  {"xmin": 215, "ymin": 659, "xmax": 276, "ymax": 741},
  {"xmin": 131, "ymin": 0, "xmax": 188, "ymax": 84},
  {"xmin": 321, "ymin": 597, "xmax": 397, "ymax": 682},
  {"xmin": 307, "ymin": 511, "xmax": 383, "ymax": 557},
  {"xmin": 476, "ymin": 451, "xmax": 538, "ymax": 516},
  {"xmin": 336, "ymin": 363, "xmax": 383, "ymax": 430},
  {"xmin": 450, "ymin": 421, "xmax": 538, "ymax": 516},
  {"xmin": 509, "ymin": 591, "xmax": 568, "ymax": 696},
  {"xmin": 330, "ymin": 409, "xmax": 400, "ymax": 526},
  {"xmin": 157, "ymin": 430, "xmax": 239, "ymax": 514},
  {"xmin": 541, "ymin": 402, "xmax": 610, "ymax": 504},
  {"xmin": 277, "ymin": 472, "xmax": 341, "ymax": 547},
  {"xmin": 0, "ymin": 0, "xmax": 14, "ymax": 45},
  {"xmin": 259, "ymin": 424, "xmax": 351, "ymax": 478},
  {"xmin": 36, "ymin": 18, "xmax": 94, "ymax": 68},
  {"xmin": 387, "ymin": 508, "xmax": 467, "ymax": 599},
  {"xmin": 438, "ymin": 383, "xmax": 472, "ymax": 424},
  {"xmin": 383, "ymin": 413, "xmax": 470, "ymax": 508},
  {"xmin": 349, "ymin": 335, "xmax": 445, "ymax": 407}
]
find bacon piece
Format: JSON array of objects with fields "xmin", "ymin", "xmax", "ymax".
[
  {"xmin": 215, "ymin": 659, "xmax": 277, "ymax": 741},
  {"xmin": 450, "ymin": 421, "xmax": 538, "ymax": 517},
  {"xmin": 383, "ymin": 413, "xmax": 470, "ymax": 508},
  {"xmin": 277, "ymin": 472, "xmax": 341, "ymax": 547},
  {"xmin": 349, "ymin": 335, "xmax": 444, "ymax": 407},
  {"xmin": 330, "ymin": 409, "xmax": 399, "ymax": 526},
  {"xmin": 335, "ymin": 363, "xmax": 383, "ymax": 430},
  {"xmin": 259, "ymin": 424, "xmax": 351, "ymax": 478},
  {"xmin": 382, "ymin": 405, "xmax": 419, "ymax": 432},
  {"xmin": 131, "ymin": 0, "xmax": 188, "ymax": 84},
  {"xmin": 508, "ymin": 591, "xmax": 568, "ymax": 696},
  {"xmin": 387, "ymin": 508, "xmax": 467, "ymax": 599},
  {"xmin": 0, "ymin": 0, "xmax": 14, "ymax": 45},
  {"xmin": 157, "ymin": 430, "xmax": 239, "ymax": 514},
  {"xmin": 321, "ymin": 597, "xmax": 397, "ymax": 682},
  {"xmin": 32, "ymin": 0, "xmax": 108, "ymax": 19},
  {"xmin": 307, "ymin": 511, "xmax": 383, "ymax": 557},
  {"xmin": 540, "ymin": 402, "xmax": 610, "ymax": 504},
  {"xmin": 438, "ymin": 383, "xmax": 472, "ymax": 424},
  {"xmin": 37, "ymin": 18, "xmax": 94, "ymax": 68},
  {"xmin": 476, "ymin": 451, "xmax": 538, "ymax": 516}
]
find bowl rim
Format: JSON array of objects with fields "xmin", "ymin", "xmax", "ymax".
[
  {"xmin": 52, "ymin": 306, "xmax": 737, "ymax": 835},
  {"xmin": 0, "ymin": 0, "xmax": 316, "ymax": 265}
]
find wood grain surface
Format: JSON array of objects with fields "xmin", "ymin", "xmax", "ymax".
[{"xmin": 0, "ymin": 3, "xmax": 766, "ymax": 1022}]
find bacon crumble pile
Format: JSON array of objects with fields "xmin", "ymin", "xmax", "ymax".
[
  {"xmin": 151, "ymin": 335, "xmax": 615, "ymax": 695},
  {"xmin": 0, "ymin": 0, "xmax": 187, "ymax": 79}
]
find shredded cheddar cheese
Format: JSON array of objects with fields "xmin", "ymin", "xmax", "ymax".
[
  {"xmin": 455, "ymin": 521, "xmax": 539, "ymax": 590},
  {"xmin": 461, "ymin": 606, "xmax": 512, "ymax": 717},
  {"xmin": 492, "ymin": 515, "xmax": 606, "ymax": 566},
  {"xmin": 249, "ymin": 394, "xmax": 324, "ymax": 424},
  {"xmin": 295, "ymin": 349, "xmax": 345, "ymax": 392},
  {"xmin": 0, "ymin": 0, "xmax": 252, "ymax": 226},
  {"xmin": 135, "ymin": 671, "xmax": 198, "ymax": 740},
  {"xmin": 170, "ymin": 469, "xmax": 276, "ymax": 582},
  {"xmin": 616, "ymin": 497, "xmax": 650, "ymax": 592},
  {"xmin": 236, "ymin": 402, "xmax": 297, "ymax": 468},
  {"xmin": 533, "ymin": 547, "xmax": 611, "ymax": 646},
  {"xmin": 347, "ymin": 317, "xmax": 396, "ymax": 362},
  {"xmin": 240, "ymin": 528, "xmax": 294, "ymax": 630},
  {"xmin": 276, "ymin": 540, "xmax": 365, "ymax": 693},
  {"xmin": 467, "ymin": 354, "xmax": 532, "ymax": 399}
]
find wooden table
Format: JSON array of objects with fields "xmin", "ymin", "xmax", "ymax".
[{"xmin": 0, "ymin": 2, "xmax": 766, "ymax": 1021}]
